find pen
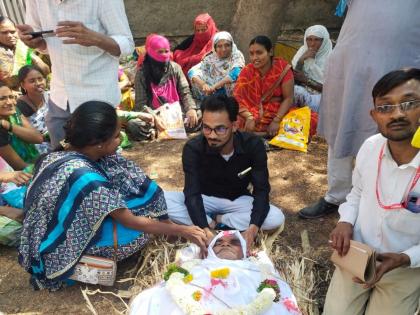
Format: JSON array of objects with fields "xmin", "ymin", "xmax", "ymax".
[{"xmin": 238, "ymin": 167, "xmax": 252, "ymax": 178}]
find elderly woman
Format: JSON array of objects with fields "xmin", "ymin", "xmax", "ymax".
[
  {"xmin": 0, "ymin": 81, "xmax": 43, "ymax": 170},
  {"xmin": 188, "ymin": 31, "xmax": 245, "ymax": 101},
  {"xmin": 291, "ymin": 25, "xmax": 332, "ymax": 113},
  {"xmin": 18, "ymin": 101, "xmax": 207, "ymax": 290},
  {"xmin": 173, "ymin": 13, "xmax": 218, "ymax": 76},
  {"xmin": 132, "ymin": 34, "xmax": 200, "ymax": 139},
  {"xmin": 0, "ymin": 16, "xmax": 49, "ymax": 88},
  {"xmin": 234, "ymin": 36, "xmax": 294, "ymax": 137}
]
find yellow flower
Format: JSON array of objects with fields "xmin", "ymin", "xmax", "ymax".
[
  {"xmin": 210, "ymin": 267, "xmax": 230, "ymax": 279},
  {"xmin": 192, "ymin": 290, "xmax": 202, "ymax": 301},
  {"xmin": 183, "ymin": 274, "xmax": 193, "ymax": 283}
]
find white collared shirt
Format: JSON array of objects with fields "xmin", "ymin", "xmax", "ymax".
[
  {"xmin": 25, "ymin": 0, "xmax": 135, "ymax": 112},
  {"xmin": 339, "ymin": 134, "xmax": 420, "ymax": 268}
]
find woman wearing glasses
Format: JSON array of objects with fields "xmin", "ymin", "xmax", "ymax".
[{"xmin": 0, "ymin": 81, "xmax": 43, "ymax": 170}]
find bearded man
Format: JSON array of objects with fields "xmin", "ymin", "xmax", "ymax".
[{"xmin": 165, "ymin": 95, "xmax": 284, "ymax": 249}]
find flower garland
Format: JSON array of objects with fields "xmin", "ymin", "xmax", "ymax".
[
  {"xmin": 164, "ymin": 263, "xmax": 193, "ymax": 284},
  {"xmin": 257, "ymin": 279, "xmax": 280, "ymax": 302},
  {"xmin": 164, "ymin": 265, "xmax": 280, "ymax": 315}
]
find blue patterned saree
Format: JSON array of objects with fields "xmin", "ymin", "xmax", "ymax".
[{"xmin": 19, "ymin": 151, "xmax": 168, "ymax": 290}]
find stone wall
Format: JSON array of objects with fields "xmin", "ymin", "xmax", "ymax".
[
  {"xmin": 124, "ymin": 0, "xmax": 237, "ymax": 46},
  {"xmin": 124, "ymin": 0, "xmax": 343, "ymax": 53}
]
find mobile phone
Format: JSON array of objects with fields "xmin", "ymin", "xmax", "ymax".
[
  {"xmin": 404, "ymin": 191, "xmax": 420, "ymax": 213},
  {"xmin": 28, "ymin": 30, "xmax": 55, "ymax": 38}
]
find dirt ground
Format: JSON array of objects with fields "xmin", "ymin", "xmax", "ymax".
[{"xmin": 0, "ymin": 136, "xmax": 338, "ymax": 315}]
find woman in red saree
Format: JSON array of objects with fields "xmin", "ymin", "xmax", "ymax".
[
  {"xmin": 173, "ymin": 13, "xmax": 218, "ymax": 77},
  {"xmin": 234, "ymin": 36, "xmax": 294, "ymax": 137}
]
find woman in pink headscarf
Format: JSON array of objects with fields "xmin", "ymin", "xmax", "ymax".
[
  {"xmin": 173, "ymin": 13, "xmax": 218, "ymax": 76},
  {"xmin": 131, "ymin": 34, "xmax": 199, "ymax": 139}
]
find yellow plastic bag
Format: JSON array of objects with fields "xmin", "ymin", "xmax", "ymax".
[
  {"xmin": 269, "ymin": 106, "xmax": 311, "ymax": 152},
  {"xmin": 411, "ymin": 127, "xmax": 420, "ymax": 148}
]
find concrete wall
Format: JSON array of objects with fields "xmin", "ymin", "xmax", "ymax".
[
  {"xmin": 124, "ymin": 0, "xmax": 237, "ymax": 46},
  {"xmin": 231, "ymin": 0, "xmax": 342, "ymax": 55},
  {"xmin": 124, "ymin": 0, "xmax": 343, "ymax": 52}
]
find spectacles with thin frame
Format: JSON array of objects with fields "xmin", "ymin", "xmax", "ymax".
[
  {"xmin": 202, "ymin": 125, "xmax": 230, "ymax": 136},
  {"xmin": 374, "ymin": 99, "xmax": 420, "ymax": 114}
]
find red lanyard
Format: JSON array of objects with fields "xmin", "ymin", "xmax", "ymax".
[{"xmin": 376, "ymin": 144, "xmax": 420, "ymax": 210}]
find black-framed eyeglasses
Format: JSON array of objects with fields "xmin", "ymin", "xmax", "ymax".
[
  {"xmin": 0, "ymin": 95, "xmax": 16, "ymax": 102},
  {"xmin": 202, "ymin": 125, "xmax": 230, "ymax": 136},
  {"xmin": 375, "ymin": 99, "xmax": 420, "ymax": 114}
]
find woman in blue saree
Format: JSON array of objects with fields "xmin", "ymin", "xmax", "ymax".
[{"xmin": 18, "ymin": 101, "xmax": 207, "ymax": 290}]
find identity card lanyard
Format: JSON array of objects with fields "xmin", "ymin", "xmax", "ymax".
[{"xmin": 376, "ymin": 143, "xmax": 420, "ymax": 210}]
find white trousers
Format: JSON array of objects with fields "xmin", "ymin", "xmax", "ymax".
[
  {"xmin": 294, "ymin": 85, "xmax": 322, "ymax": 113},
  {"xmin": 164, "ymin": 192, "xmax": 285, "ymax": 231},
  {"xmin": 324, "ymin": 147, "xmax": 354, "ymax": 205}
]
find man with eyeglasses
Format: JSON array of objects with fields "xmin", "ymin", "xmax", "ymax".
[
  {"xmin": 323, "ymin": 68, "xmax": 420, "ymax": 315},
  {"xmin": 165, "ymin": 95, "xmax": 284, "ymax": 250}
]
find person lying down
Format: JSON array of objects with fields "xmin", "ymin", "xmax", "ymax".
[{"xmin": 130, "ymin": 230, "xmax": 301, "ymax": 315}]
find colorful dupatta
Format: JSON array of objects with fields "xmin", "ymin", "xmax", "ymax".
[
  {"xmin": 8, "ymin": 108, "xmax": 40, "ymax": 163},
  {"xmin": 234, "ymin": 58, "xmax": 293, "ymax": 132},
  {"xmin": 173, "ymin": 13, "xmax": 218, "ymax": 76},
  {"xmin": 19, "ymin": 152, "xmax": 167, "ymax": 290}
]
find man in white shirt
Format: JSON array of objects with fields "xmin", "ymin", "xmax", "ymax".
[
  {"xmin": 324, "ymin": 68, "xmax": 420, "ymax": 315},
  {"xmin": 16, "ymin": 0, "xmax": 134, "ymax": 148}
]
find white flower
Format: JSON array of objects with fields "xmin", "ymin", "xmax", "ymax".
[{"xmin": 165, "ymin": 272, "xmax": 275, "ymax": 315}]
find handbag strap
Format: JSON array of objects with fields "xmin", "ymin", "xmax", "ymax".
[
  {"xmin": 260, "ymin": 63, "xmax": 292, "ymax": 103},
  {"xmin": 258, "ymin": 63, "xmax": 291, "ymax": 119},
  {"xmin": 112, "ymin": 219, "xmax": 118, "ymax": 262}
]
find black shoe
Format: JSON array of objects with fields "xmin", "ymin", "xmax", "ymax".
[{"xmin": 298, "ymin": 198, "xmax": 339, "ymax": 219}]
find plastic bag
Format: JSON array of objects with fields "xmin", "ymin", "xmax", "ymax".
[
  {"xmin": 411, "ymin": 127, "xmax": 420, "ymax": 148},
  {"xmin": 269, "ymin": 106, "xmax": 311, "ymax": 152},
  {"xmin": 1, "ymin": 185, "xmax": 27, "ymax": 209},
  {"xmin": 0, "ymin": 216, "xmax": 22, "ymax": 246},
  {"xmin": 155, "ymin": 102, "xmax": 187, "ymax": 140}
]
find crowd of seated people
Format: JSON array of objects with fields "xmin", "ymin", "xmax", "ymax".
[
  {"xmin": 1, "ymin": 8, "xmax": 418, "ymax": 315},
  {"xmin": 0, "ymin": 11, "xmax": 336, "ymax": 288}
]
